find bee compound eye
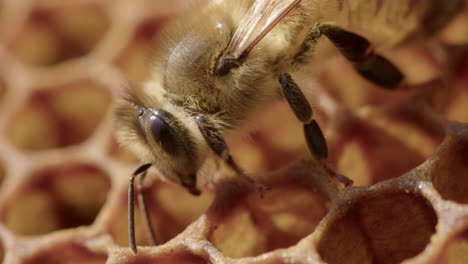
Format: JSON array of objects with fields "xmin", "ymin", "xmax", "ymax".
[
  {"xmin": 149, "ymin": 115, "xmax": 168, "ymax": 139},
  {"xmin": 148, "ymin": 114, "xmax": 178, "ymax": 155}
]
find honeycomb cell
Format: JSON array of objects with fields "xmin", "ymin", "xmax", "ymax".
[
  {"xmin": 443, "ymin": 229, "xmax": 468, "ymax": 264},
  {"xmin": 114, "ymin": 18, "xmax": 163, "ymax": 82},
  {"xmin": 6, "ymin": 80, "xmax": 111, "ymax": 150},
  {"xmin": 333, "ymin": 114, "xmax": 430, "ymax": 186},
  {"xmin": 9, "ymin": 4, "xmax": 109, "ymax": 67},
  {"xmin": 2, "ymin": 163, "xmax": 111, "ymax": 236},
  {"xmin": 21, "ymin": 242, "xmax": 107, "ymax": 264},
  {"xmin": 110, "ymin": 179, "xmax": 213, "ymax": 247},
  {"xmin": 209, "ymin": 185, "xmax": 329, "ymax": 258},
  {"xmin": 432, "ymin": 136, "xmax": 468, "ymax": 204},
  {"xmin": 210, "ymin": 204, "xmax": 268, "ymax": 258},
  {"xmin": 126, "ymin": 251, "xmax": 207, "ymax": 264},
  {"xmin": 317, "ymin": 191, "xmax": 437, "ymax": 264}
]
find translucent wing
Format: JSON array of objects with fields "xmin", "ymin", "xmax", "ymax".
[{"xmin": 216, "ymin": 0, "xmax": 302, "ymax": 74}]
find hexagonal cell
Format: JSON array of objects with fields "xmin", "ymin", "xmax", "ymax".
[
  {"xmin": 114, "ymin": 18, "xmax": 163, "ymax": 82},
  {"xmin": 443, "ymin": 229, "xmax": 468, "ymax": 264},
  {"xmin": 1, "ymin": 163, "xmax": 111, "ymax": 236},
  {"xmin": 333, "ymin": 114, "xmax": 432, "ymax": 186},
  {"xmin": 125, "ymin": 251, "xmax": 207, "ymax": 264},
  {"xmin": 317, "ymin": 191, "xmax": 437, "ymax": 264},
  {"xmin": 21, "ymin": 242, "xmax": 107, "ymax": 264},
  {"xmin": 6, "ymin": 80, "xmax": 111, "ymax": 151},
  {"xmin": 8, "ymin": 4, "xmax": 110, "ymax": 67},
  {"xmin": 432, "ymin": 136, "xmax": 468, "ymax": 204},
  {"xmin": 110, "ymin": 179, "xmax": 213, "ymax": 248},
  {"xmin": 209, "ymin": 185, "xmax": 329, "ymax": 258}
]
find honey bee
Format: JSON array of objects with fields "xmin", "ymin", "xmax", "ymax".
[{"xmin": 116, "ymin": 0, "xmax": 463, "ymax": 253}]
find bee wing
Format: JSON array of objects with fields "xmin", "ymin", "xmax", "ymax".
[{"xmin": 226, "ymin": 0, "xmax": 302, "ymax": 61}]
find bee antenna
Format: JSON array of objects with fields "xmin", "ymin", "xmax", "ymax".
[{"xmin": 128, "ymin": 163, "xmax": 152, "ymax": 254}]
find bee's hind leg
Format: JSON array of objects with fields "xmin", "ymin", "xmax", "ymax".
[
  {"xmin": 279, "ymin": 73, "xmax": 353, "ymax": 186},
  {"xmin": 294, "ymin": 23, "xmax": 404, "ymax": 89}
]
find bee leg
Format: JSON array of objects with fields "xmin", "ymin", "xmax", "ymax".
[
  {"xmin": 128, "ymin": 163, "xmax": 152, "ymax": 254},
  {"xmin": 279, "ymin": 73, "xmax": 327, "ymax": 159},
  {"xmin": 196, "ymin": 115, "xmax": 267, "ymax": 194},
  {"xmin": 279, "ymin": 73, "xmax": 353, "ymax": 186},
  {"xmin": 295, "ymin": 23, "xmax": 404, "ymax": 89}
]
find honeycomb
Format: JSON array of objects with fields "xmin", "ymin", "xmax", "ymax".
[{"xmin": 0, "ymin": 0, "xmax": 467, "ymax": 263}]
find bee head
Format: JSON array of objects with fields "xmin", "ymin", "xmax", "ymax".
[{"xmin": 115, "ymin": 91, "xmax": 203, "ymax": 195}]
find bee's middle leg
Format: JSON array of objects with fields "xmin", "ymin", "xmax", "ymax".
[
  {"xmin": 279, "ymin": 73, "xmax": 352, "ymax": 186},
  {"xmin": 279, "ymin": 73, "xmax": 328, "ymax": 159}
]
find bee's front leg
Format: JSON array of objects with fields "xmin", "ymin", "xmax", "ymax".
[
  {"xmin": 294, "ymin": 23, "xmax": 404, "ymax": 89},
  {"xmin": 279, "ymin": 73, "xmax": 353, "ymax": 186},
  {"xmin": 195, "ymin": 115, "xmax": 267, "ymax": 194},
  {"xmin": 196, "ymin": 115, "xmax": 243, "ymax": 175}
]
